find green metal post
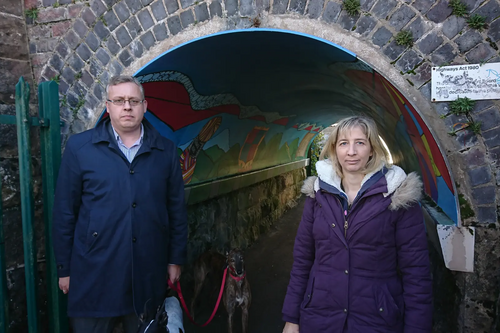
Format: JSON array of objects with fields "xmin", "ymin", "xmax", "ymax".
[
  {"xmin": 38, "ymin": 81, "xmax": 68, "ymax": 333},
  {"xmin": 0, "ymin": 170, "xmax": 9, "ymax": 333},
  {"xmin": 15, "ymin": 77, "xmax": 39, "ymax": 333}
]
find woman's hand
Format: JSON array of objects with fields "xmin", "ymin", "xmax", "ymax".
[{"xmin": 283, "ymin": 322, "xmax": 299, "ymax": 333}]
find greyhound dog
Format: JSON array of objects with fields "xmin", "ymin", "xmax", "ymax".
[
  {"xmin": 191, "ymin": 248, "xmax": 251, "ymax": 333},
  {"xmin": 137, "ymin": 297, "xmax": 184, "ymax": 333}
]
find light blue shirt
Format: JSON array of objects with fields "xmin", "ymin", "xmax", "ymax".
[{"xmin": 112, "ymin": 124, "xmax": 144, "ymax": 163}]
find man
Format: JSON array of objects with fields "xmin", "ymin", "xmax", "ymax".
[{"xmin": 52, "ymin": 75, "xmax": 188, "ymax": 333}]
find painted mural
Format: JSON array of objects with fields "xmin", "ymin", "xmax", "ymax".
[{"xmin": 135, "ymin": 71, "xmax": 322, "ymax": 185}]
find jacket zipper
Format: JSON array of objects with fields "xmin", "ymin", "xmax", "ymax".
[{"xmin": 344, "ymin": 209, "xmax": 348, "ymax": 237}]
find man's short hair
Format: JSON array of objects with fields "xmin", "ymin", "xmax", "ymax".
[{"xmin": 106, "ymin": 76, "xmax": 145, "ymax": 100}]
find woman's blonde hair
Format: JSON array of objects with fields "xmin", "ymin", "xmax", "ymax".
[{"xmin": 319, "ymin": 116, "xmax": 390, "ymax": 177}]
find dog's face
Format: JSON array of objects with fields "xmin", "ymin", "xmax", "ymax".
[
  {"xmin": 137, "ymin": 302, "xmax": 169, "ymax": 333},
  {"xmin": 227, "ymin": 248, "xmax": 245, "ymax": 276}
]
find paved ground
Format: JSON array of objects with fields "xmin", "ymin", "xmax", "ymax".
[{"xmin": 181, "ymin": 197, "xmax": 305, "ymax": 333}]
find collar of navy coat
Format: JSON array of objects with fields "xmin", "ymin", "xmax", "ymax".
[{"xmin": 92, "ymin": 117, "xmax": 165, "ymax": 152}]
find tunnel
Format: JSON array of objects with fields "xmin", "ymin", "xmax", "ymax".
[{"xmin": 100, "ymin": 28, "xmax": 458, "ymax": 225}]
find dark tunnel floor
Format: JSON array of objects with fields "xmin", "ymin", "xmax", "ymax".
[{"xmin": 180, "ymin": 196, "xmax": 305, "ymax": 333}]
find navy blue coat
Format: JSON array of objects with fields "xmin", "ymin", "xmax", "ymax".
[
  {"xmin": 282, "ymin": 161, "xmax": 432, "ymax": 333},
  {"xmin": 52, "ymin": 118, "xmax": 188, "ymax": 317}
]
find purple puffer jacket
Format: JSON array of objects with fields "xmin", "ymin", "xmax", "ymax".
[{"xmin": 282, "ymin": 160, "xmax": 432, "ymax": 333}]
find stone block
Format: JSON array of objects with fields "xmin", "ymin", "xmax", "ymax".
[
  {"xmin": 85, "ymin": 32, "xmax": 100, "ymax": 51},
  {"xmin": 426, "ymin": 0, "xmax": 452, "ymax": 23},
  {"xmin": 89, "ymin": 58, "xmax": 103, "ymax": 77},
  {"xmin": 338, "ymin": 11, "xmax": 359, "ymax": 31},
  {"xmin": 64, "ymin": 3, "xmax": 80, "ymax": 18},
  {"xmin": 355, "ymin": 15, "xmax": 376, "ymax": 36},
  {"xmin": 42, "ymin": 0, "xmax": 56, "ymax": 5},
  {"xmin": 289, "ymin": 0, "xmax": 306, "ymax": 14},
  {"xmin": 164, "ymin": 0, "xmax": 179, "ymax": 14},
  {"xmin": 68, "ymin": 53, "xmax": 85, "ymax": 72},
  {"xmin": 180, "ymin": 9, "xmax": 194, "ymax": 27},
  {"xmin": 360, "ymin": 0, "xmax": 376, "ymax": 11},
  {"xmin": 81, "ymin": 70, "xmax": 94, "ymax": 88},
  {"xmin": 93, "ymin": 83, "xmax": 105, "ymax": 101},
  {"xmin": 51, "ymin": 20, "xmax": 72, "ymax": 37},
  {"xmin": 29, "ymin": 24, "xmax": 51, "ymax": 39},
  {"xmin": 125, "ymin": 0, "xmax": 142, "ymax": 14},
  {"xmin": 433, "ymin": 102, "xmax": 450, "ymax": 117},
  {"xmin": 118, "ymin": 49, "xmax": 133, "ymax": 67},
  {"xmin": 455, "ymin": 30, "xmax": 483, "ymax": 54},
  {"xmin": 129, "ymin": 40, "xmax": 143, "ymax": 58},
  {"xmin": 180, "ymin": 0, "xmax": 195, "ymax": 9},
  {"xmin": 472, "ymin": 100, "xmax": 496, "ymax": 113},
  {"xmin": 82, "ymin": 8, "xmax": 98, "ymax": 27},
  {"xmin": 106, "ymin": 36, "xmax": 121, "ymax": 55},
  {"xmin": 195, "ymin": 3, "xmax": 210, "ymax": 22},
  {"xmin": 225, "ymin": 0, "xmax": 239, "ymax": 15},
  {"xmin": 115, "ymin": 26, "xmax": 132, "ymax": 47},
  {"xmin": 140, "ymin": 30, "xmax": 156, "ymax": 49},
  {"xmin": 372, "ymin": 26, "xmax": 392, "ymax": 47},
  {"xmin": 256, "ymin": 0, "xmax": 270, "ymax": 13},
  {"xmin": 62, "ymin": 65, "xmax": 76, "ymax": 86},
  {"xmin": 321, "ymin": 1, "xmax": 341, "ymax": 24},
  {"xmin": 417, "ymin": 31, "xmax": 443, "ymax": 54},
  {"xmin": 126, "ymin": 16, "xmax": 143, "ymax": 39},
  {"xmin": 94, "ymin": 20, "xmax": 110, "ymax": 40},
  {"xmin": 483, "ymin": 127, "xmax": 500, "ymax": 149},
  {"xmin": 466, "ymin": 43, "xmax": 497, "ymax": 63},
  {"xmin": 167, "ymin": 15, "xmax": 182, "ymax": 35},
  {"xmin": 142, "ymin": 0, "xmax": 155, "ymax": 5},
  {"xmin": 442, "ymin": 16, "xmax": 466, "ymax": 39},
  {"xmin": 138, "ymin": 9, "xmax": 154, "ymax": 30},
  {"xmin": 454, "ymin": 127, "xmax": 478, "ymax": 149},
  {"xmin": 152, "ymin": 0, "xmax": 168, "ymax": 21},
  {"xmin": 389, "ymin": 5, "xmax": 415, "ymax": 30},
  {"xmin": 371, "ymin": 0, "xmax": 396, "ymax": 20},
  {"xmin": 55, "ymin": 41, "xmax": 70, "ymax": 59},
  {"xmin": 431, "ymin": 43, "xmax": 457, "ymax": 66},
  {"xmin": 31, "ymin": 53, "xmax": 50, "ymax": 68},
  {"xmin": 153, "ymin": 22, "xmax": 169, "ymax": 40},
  {"xmin": 59, "ymin": 78, "xmax": 69, "ymax": 94},
  {"xmin": 489, "ymin": 146, "xmax": 500, "ymax": 163},
  {"xmin": 471, "ymin": 186, "xmax": 496, "ymax": 205},
  {"xmin": 463, "ymin": 0, "xmax": 481, "ymax": 11},
  {"xmin": 472, "ymin": 107, "xmax": 500, "ymax": 131},
  {"xmin": 413, "ymin": 0, "xmax": 433, "ymax": 13},
  {"xmin": 406, "ymin": 16, "xmax": 429, "ymax": 41},
  {"xmin": 442, "ymin": 113, "xmax": 468, "ymax": 131},
  {"xmin": 488, "ymin": 18, "xmax": 500, "ymax": 42},
  {"xmin": 91, "ymin": 0, "xmax": 107, "ymax": 17},
  {"xmin": 114, "ymin": 1, "xmax": 130, "ymax": 23},
  {"xmin": 100, "ymin": 71, "xmax": 111, "ymax": 86},
  {"xmin": 49, "ymin": 54, "xmax": 64, "ymax": 71},
  {"xmin": 104, "ymin": 10, "xmax": 120, "ymax": 31},
  {"xmin": 476, "ymin": 206, "xmax": 497, "ymax": 223},
  {"xmin": 96, "ymin": 48, "xmax": 111, "ymax": 65},
  {"xmin": 396, "ymin": 49, "xmax": 423, "ymax": 73},
  {"xmin": 473, "ymin": 0, "xmax": 500, "ymax": 23},
  {"xmin": 110, "ymin": 59, "xmax": 123, "ymax": 77},
  {"xmin": 209, "ymin": 0, "xmax": 222, "ymax": 17},
  {"xmin": 382, "ymin": 39, "xmax": 407, "ymax": 61},
  {"xmin": 0, "ymin": 16, "xmax": 29, "ymax": 59},
  {"xmin": 411, "ymin": 61, "xmax": 432, "ymax": 87},
  {"xmin": 76, "ymin": 42, "xmax": 92, "ymax": 62},
  {"xmin": 64, "ymin": 29, "xmax": 80, "ymax": 49},
  {"xmin": 42, "ymin": 65, "xmax": 58, "ymax": 82},
  {"xmin": 0, "ymin": 1, "xmax": 22, "ymax": 15},
  {"xmin": 467, "ymin": 165, "xmax": 492, "ymax": 186},
  {"xmin": 37, "ymin": 7, "xmax": 67, "ymax": 23},
  {"xmin": 462, "ymin": 147, "xmax": 486, "ymax": 168},
  {"xmin": 306, "ymin": 0, "xmax": 324, "ymax": 19}
]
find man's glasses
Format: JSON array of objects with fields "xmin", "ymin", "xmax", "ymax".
[{"xmin": 107, "ymin": 99, "xmax": 144, "ymax": 106}]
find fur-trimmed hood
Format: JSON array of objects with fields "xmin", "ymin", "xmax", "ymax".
[{"xmin": 302, "ymin": 159, "xmax": 423, "ymax": 210}]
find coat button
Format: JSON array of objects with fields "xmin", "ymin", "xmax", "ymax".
[
  {"xmin": 343, "ymin": 308, "xmax": 347, "ymax": 313},
  {"xmin": 129, "ymin": 169, "xmax": 134, "ymax": 174},
  {"xmin": 57, "ymin": 265, "xmax": 63, "ymax": 270},
  {"xmin": 307, "ymin": 294, "xmax": 311, "ymax": 298},
  {"xmin": 379, "ymin": 308, "xmax": 384, "ymax": 312},
  {"xmin": 344, "ymin": 270, "xmax": 348, "ymax": 274},
  {"xmin": 92, "ymin": 232, "xmax": 98, "ymax": 237},
  {"xmin": 132, "ymin": 203, "xmax": 137, "ymax": 208},
  {"xmin": 332, "ymin": 223, "xmax": 335, "ymax": 228},
  {"xmin": 132, "ymin": 237, "xmax": 137, "ymax": 243}
]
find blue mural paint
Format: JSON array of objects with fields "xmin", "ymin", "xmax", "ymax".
[
  {"xmin": 405, "ymin": 104, "xmax": 424, "ymax": 136},
  {"xmin": 436, "ymin": 176, "xmax": 458, "ymax": 224}
]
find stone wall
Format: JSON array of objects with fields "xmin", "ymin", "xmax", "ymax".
[{"xmin": 1, "ymin": 0, "xmax": 500, "ymax": 331}]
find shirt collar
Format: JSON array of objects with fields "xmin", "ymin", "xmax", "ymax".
[{"xmin": 112, "ymin": 124, "xmax": 144, "ymax": 146}]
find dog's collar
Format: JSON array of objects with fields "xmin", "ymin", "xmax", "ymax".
[{"xmin": 228, "ymin": 266, "xmax": 246, "ymax": 281}]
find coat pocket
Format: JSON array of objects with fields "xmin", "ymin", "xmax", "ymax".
[
  {"xmin": 375, "ymin": 283, "xmax": 403, "ymax": 327},
  {"xmin": 300, "ymin": 277, "xmax": 315, "ymax": 309},
  {"xmin": 85, "ymin": 212, "xmax": 100, "ymax": 254}
]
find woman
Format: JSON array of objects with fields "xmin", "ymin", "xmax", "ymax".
[{"xmin": 282, "ymin": 116, "xmax": 432, "ymax": 333}]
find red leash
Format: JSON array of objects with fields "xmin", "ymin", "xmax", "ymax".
[{"xmin": 168, "ymin": 267, "xmax": 228, "ymax": 327}]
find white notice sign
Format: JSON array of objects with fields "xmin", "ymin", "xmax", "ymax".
[{"xmin": 431, "ymin": 62, "xmax": 500, "ymax": 102}]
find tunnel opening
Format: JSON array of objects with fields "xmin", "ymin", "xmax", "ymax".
[{"xmin": 102, "ymin": 28, "xmax": 458, "ymax": 225}]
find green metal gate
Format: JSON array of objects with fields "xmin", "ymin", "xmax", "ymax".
[{"xmin": 0, "ymin": 77, "xmax": 69, "ymax": 332}]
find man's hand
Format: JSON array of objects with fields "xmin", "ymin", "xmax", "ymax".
[
  {"xmin": 59, "ymin": 277, "xmax": 70, "ymax": 294},
  {"xmin": 167, "ymin": 265, "xmax": 181, "ymax": 284},
  {"xmin": 283, "ymin": 322, "xmax": 299, "ymax": 333}
]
